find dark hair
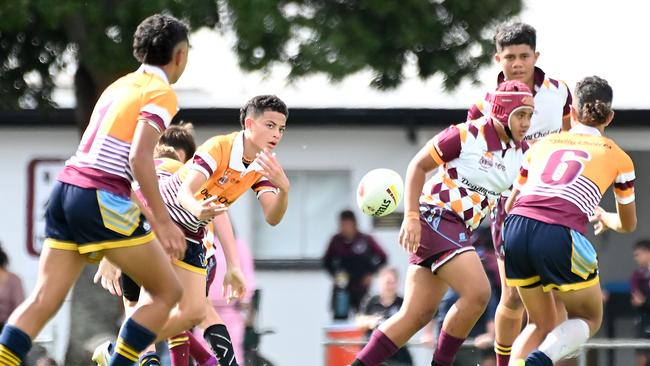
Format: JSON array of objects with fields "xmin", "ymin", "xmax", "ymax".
[
  {"xmin": 133, "ymin": 13, "xmax": 189, "ymax": 65},
  {"xmin": 0, "ymin": 244, "xmax": 8, "ymax": 268},
  {"xmin": 239, "ymin": 95, "xmax": 289, "ymax": 128},
  {"xmin": 574, "ymin": 76, "xmax": 613, "ymax": 127},
  {"xmin": 495, "ymin": 22, "xmax": 536, "ymax": 52},
  {"xmin": 158, "ymin": 122, "xmax": 196, "ymax": 161},
  {"xmin": 634, "ymin": 239, "xmax": 650, "ymax": 251},
  {"xmin": 339, "ymin": 209, "xmax": 357, "ymax": 224}
]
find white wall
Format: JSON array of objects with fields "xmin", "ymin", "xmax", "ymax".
[{"xmin": 2, "ymin": 125, "xmax": 650, "ymax": 365}]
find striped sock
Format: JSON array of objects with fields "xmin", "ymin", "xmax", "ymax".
[
  {"xmin": 204, "ymin": 324, "xmax": 239, "ymax": 366},
  {"xmin": 110, "ymin": 318, "xmax": 156, "ymax": 366},
  {"xmin": 494, "ymin": 342, "xmax": 512, "ymax": 366},
  {"xmin": 138, "ymin": 351, "xmax": 161, "ymax": 366},
  {"xmin": 0, "ymin": 325, "xmax": 32, "ymax": 366},
  {"xmin": 168, "ymin": 332, "xmax": 190, "ymax": 366}
]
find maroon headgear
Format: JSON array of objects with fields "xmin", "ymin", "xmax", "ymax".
[{"xmin": 485, "ymin": 80, "xmax": 534, "ymax": 138}]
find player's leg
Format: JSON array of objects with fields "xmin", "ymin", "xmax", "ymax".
[
  {"xmin": 493, "ymin": 258, "xmax": 525, "ymax": 366},
  {"xmin": 531, "ymin": 285, "xmax": 602, "ymax": 365},
  {"xmin": 351, "ymin": 264, "xmax": 447, "ymax": 366},
  {"xmin": 150, "ymin": 264, "xmax": 207, "ymax": 341},
  {"xmin": 433, "ymin": 250, "xmax": 492, "ymax": 366},
  {"xmin": 202, "ymin": 302, "xmax": 238, "ymax": 366},
  {"xmin": 0, "ymin": 247, "xmax": 86, "ymax": 365},
  {"xmin": 103, "ymin": 240, "xmax": 183, "ymax": 366},
  {"xmin": 509, "ymin": 285, "xmax": 557, "ymax": 363}
]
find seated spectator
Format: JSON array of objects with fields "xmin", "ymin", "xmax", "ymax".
[
  {"xmin": 356, "ymin": 267, "xmax": 412, "ymax": 366},
  {"xmin": 0, "ymin": 242, "xmax": 25, "ymax": 331},
  {"xmin": 631, "ymin": 239, "xmax": 650, "ymax": 366}
]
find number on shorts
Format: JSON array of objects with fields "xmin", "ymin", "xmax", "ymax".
[{"xmin": 541, "ymin": 149, "xmax": 590, "ymax": 185}]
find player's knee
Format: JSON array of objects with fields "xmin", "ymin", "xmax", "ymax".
[
  {"xmin": 501, "ymin": 286, "xmax": 523, "ymax": 310},
  {"xmin": 472, "ymin": 284, "xmax": 492, "ymax": 310},
  {"xmin": 158, "ymin": 279, "xmax": 183, "ymax": 309},
  {"xmin": 180, "ymin": 303, "xmax": 207, "ymax": 328}
]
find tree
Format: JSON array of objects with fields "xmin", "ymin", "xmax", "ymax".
[
  {"xmin": 1, "ymin": 0, "xmax": 522, "ymax": 131},
  {"xmin": 225, "ymin": 0, "xmax": 522, "ymax": 89},
  {"xmin": 0, "ymin": 1, "xmax": 219, "ymax": 132}
]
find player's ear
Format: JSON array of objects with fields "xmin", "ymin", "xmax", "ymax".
[
  {"xmin": 494, "ymin": 53, "xmax": 501, "ymax": 63},
  {"xmin": 244, "ymin": 117, "xmax": 254, "ymax": 130},
  {"xmin": 533, "ymin": 51, "xmax": 540, "ymax": 63}
]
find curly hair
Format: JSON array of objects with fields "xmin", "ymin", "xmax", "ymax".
[
  {"xmin": 239, "ymin": 95, "xmax": 288, "ymax": 128},
  {"xmin": 495, "ymin": 22, "xmax": 536, "ymax": 52},
  {"xmin": 574, "ymin": 76, "xmax": 613, "ymax": 127},
  {"xmin": 132, "ymin": 13, "xmax": 190, "ymax": 66}
]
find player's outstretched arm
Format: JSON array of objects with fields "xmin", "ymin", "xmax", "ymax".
[
  {"xmin": 399, "ymin": 142, "xmax": 439, "ymax": 254},
  {"xmin": 130, "ymin": 120, "xmax": 186, "ymax": 259},
  {"xmin": 211, "ymin": 218, "xmax": 246, "ymax": 303},
  {"xmin": 256, "ymin": 151, "xmax": 290, "ymax": 226}
]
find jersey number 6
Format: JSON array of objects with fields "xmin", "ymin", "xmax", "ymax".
[{"xmin": 541, "ymin": 149, "xmax": 591, "ymax": 186}]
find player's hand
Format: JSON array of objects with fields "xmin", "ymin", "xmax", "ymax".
[
  {"xmin": 154, "ymin": 218, "xmax": 187, "ymax": 260},
  {"xmin": 192, "ymin": 196, "xmax": 228, "ymax": 221},
  {"xmin": 223, "ymin": 267, "xmax": 246, "ymax": 304},
  {"xmin": 632, "ymin": 291, "xmax": 646, "ymax": 307},
  {"xmin": 93, "ymin": 258, "xmax": 122, "ymax": 296},
  {"xmin": 256, "ymin": 150, "xmax": 290, "ymax": 192},
  {"xmin": 399, "ymin": 214, "xmax": 421, "ymax": 254},
  {"xmin": 589, "ymin": 206, "xmax": 609, "ymax": 235}
]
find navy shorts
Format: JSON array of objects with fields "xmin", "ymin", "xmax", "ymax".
[
  {"xmin": 45, "ymin": 181, "xmax": 153, "ymax": 262},
  {"xmin": 410, "ymin": 205, "xmax": 474, "ymax": 272},
  {"xmin": 173, "ymin": 239, "xmax": 207, "ymax": 275},
  {"xmin": 503, "ymin": 214, "xmax": 599, "ymax": 292}
]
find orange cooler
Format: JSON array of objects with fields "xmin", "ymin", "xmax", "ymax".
[{"xmin": 324, "ymin": 323, "xmax": 366, "ymax": 366}]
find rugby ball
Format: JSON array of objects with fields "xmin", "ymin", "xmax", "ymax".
[{"xmin": 356, "ymin": 168, "xmax": 404, "ymax": 217}]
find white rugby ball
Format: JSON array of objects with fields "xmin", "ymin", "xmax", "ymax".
[{"xmin": 356, "ymin": 168, "xmax": 404, "ymax": 217}]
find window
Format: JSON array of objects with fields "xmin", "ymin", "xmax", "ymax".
[{"xmin": 252, "ymin": 170, "xmax": 351, "ymax": 260}]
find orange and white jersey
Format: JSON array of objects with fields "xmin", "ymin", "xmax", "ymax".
[
  {"xmin": 58, "ymin": 65, "xmax": 178, "ymax": 196},
  {"xmin": 160, "ymin": 131, "xmax": 278, "ymax": 241},
  {"xmin": 511, "ymin": 124, "xmax": 635, "ymax": 234}
]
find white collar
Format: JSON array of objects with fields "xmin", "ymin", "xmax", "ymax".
[
  {"xmin": 229, "ymin": 131, "xmax": 268, "ymax": 176},
  {"xmin": 137, "ymin": 64, "xmax": 170, "ymax": 85},
  {"xmin": 570, "ymin": 123, "xmax": 602, "ymax": 136}
]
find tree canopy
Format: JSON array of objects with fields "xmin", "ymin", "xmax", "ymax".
[{"xmin": 0, "ymin": 0, "xmax": 522, "ymax": 116}]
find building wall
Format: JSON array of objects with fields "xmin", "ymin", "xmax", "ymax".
[{"xmin": 1, "ymin": 126, "xmax": 649, "ymax": 365}]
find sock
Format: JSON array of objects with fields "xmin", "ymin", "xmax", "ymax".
[
  {"xmin": 356, "ymin": 329, "xmax": 399, "ymax": 366},
  {"xmin": 431, "ymin": 330, "xmax": 465, "ymax": 366},
  {"xmin": 524, "ymin": 350, "xmax": 553, "ymax": 366},
  {"xmin": 0, "ymin": 325, "xmax": 32, "ymax": 366},
  {"xmin": 495, "ymin": 342, "xmax": 512, "ymax": 366},
  {"xmin": 537, "ymin": 318, "xmax": 590, "ymax": 362},
  {"xmin": 110, "ymin": 317, "xmax": 157, "ymax": 366},
  {"xmin": 204, "ymin": 324, "xmax": 239, "ymax": 366},
  {"xmin": 168, "ymin": 332, "xmax": 190, "ymax": 366},
  {"xmin": 187, "ymin": 331, "xmax": 218, "ymax": 366},
  {"xmin": 138, "ymin": 351, "xmax": 161, "ymax": 366}
]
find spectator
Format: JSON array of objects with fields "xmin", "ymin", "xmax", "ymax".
[
  {"xmin": 631, "ymin": 239, "xmax": 650, "ymax": 366},
  {"xmin": 323, "ymin": 210, "xmax": 387, "ymax": 320},
  {"xmin": 0, "ymin": 243, "xmax": 25, "ymax": 331},
  {"xmin": 356, "ymin": 267, "xmax": 412, "ymax": 366}
]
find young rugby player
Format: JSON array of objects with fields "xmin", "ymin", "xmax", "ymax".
[
  {"xmin": 351, "ymin": 80, "xmax": 534, "ymax": 366},
  {"xmin": 504, "ymin": 76, "xmax": 636, "ymax": 365},
  {"xmin": 0, "ymin": 14, "xmax": 190, "ymax": 366},
  {"xmin": 466, "ymin": 23, "xmax": 573, "ymax": 365}
]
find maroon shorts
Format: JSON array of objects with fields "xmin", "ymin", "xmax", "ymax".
[
  {"xmin": 409, "ymin": 205, "xmax": 474, "ymax": 272},
  {"xmin": 490, "ymin": 196, "xmax": 508, "ymax": 258}
]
